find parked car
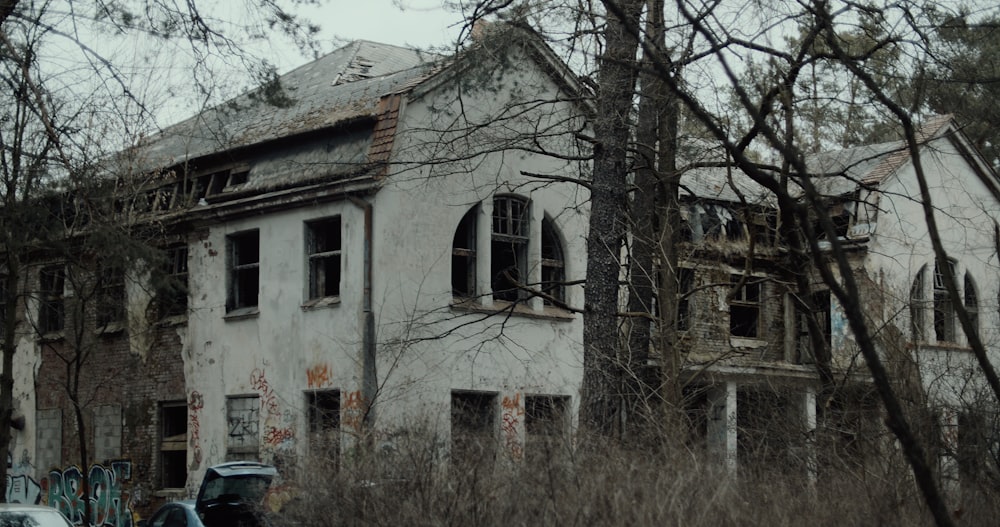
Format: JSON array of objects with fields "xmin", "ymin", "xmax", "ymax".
[
  {"xmin": 142, "ymin": 462, "xmax": 278, "ymax": 527},
  {"xmin": 0, "ymin": 504, "xmax": 73, "ymax": 527}
]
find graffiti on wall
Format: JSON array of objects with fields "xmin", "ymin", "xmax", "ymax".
[
  {"xmin": 501, "ymin": 393, "xmax": 524, "ymax": 461},
  {"xmin": 6, "ymin": 451, "xmax": 41, "ymax": 504},
  {"xmin": 342, "ymin": 390, "xmax": 365, "ymax": 433},
  {"xmin": 44, "ymin": 461, "xmax": 134, "ymax": 527},
  {"xmin": 251, "ymin": 368, "xmax": 296, "ymax": 450},
  {"xmin": 306, "ymin": 363, "xmax": 331, "ymax": 389}
]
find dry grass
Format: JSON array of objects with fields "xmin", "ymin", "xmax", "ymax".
[{"xmin": 275, "ymin": 433, "xmax": 998, "ymax": 527}]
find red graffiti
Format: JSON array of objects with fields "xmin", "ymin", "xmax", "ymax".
[
  {"xmin": 263, "ymin": 426, "xmax": 295, "ymax": 446},
  {"xmin": 501, "ymin": 393, "xmax": 524, "ymax": 461},
  {"xmin": 251, "ymin": 368, "xmax": 280, "ymax": 417},
  {"xmin": 306, "ymin": 364, "xmax": 331, "ymax": 389}
]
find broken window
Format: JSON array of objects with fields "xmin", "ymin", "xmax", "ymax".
[
  {"xmin": 910, "ymin": 265, "xmax": 927, "ymax": 341},
  {"xmin": 525, "ymin": 395, "xmax": 569, "ymax": 465},
  {"xmin": 226, "ymin": 395, "xmax": 260, "ymax": 461},
  {"xmin": 965, "ymin": 272, "xmax": 979, "ymax": 340},
  {"xmin": 451, "ymin": 391, "xmax": 497, "ymax": 467},
  {"xmin": 796, "ymin": 291, "xmax": 831, "ymax": 365},
  {"xmin": 307, "ymin": 390, "xmax": 341, "ymax": 468},
  {"xmin": 729, "ymin": 275, "xmax": 761, "ymax": 338},
  {"xmin": 227, "ymin": 230, "xmax": 259, "ymax": 312},
  {"xmin": 39, "ymin": 265, "xmax": 65, "ymax": 334},
  {"xmin": 540, "ymin": 218, "xmax": 565, "ymax": 304},
  {"xmin": 306, "ymin": 217, "xmax": 342, "ymax": 300},
  {"xmin": 934, "ymin": 260, "xmax": 956, "ymax": 343},
  {"xmin": 96, "ymin": 264, "xmax": 126, "ymax": 327},
  {"xmin": 160, "ymin": 402, "xmax": 187, "ymax": 489},
  {"xmin": 452, "ymin": 206, "xmax": 477, "ymax": 298},
  {"xmin": 491, "ymin": 196, "xmax": 529, "ymax": 302},
  {"xmin": 159, "ymin": 245, "xmax": 189, "ymax": 318}
]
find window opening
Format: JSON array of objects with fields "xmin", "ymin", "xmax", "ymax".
[
  {"xmin": 39, "ymin": 265, "xmax": 65, "ymax": 334},
  {"xmin": 307, "ymin": 390, "xmax": 341, "ymax": 469},
  {"xmin": 227, "ymin": 231, "xmax": 260, "ymax": 312},
  {"xmin": 796, "ymin": 291, "xmax": 831, "ymax": 364},
  {"xmin": 451, "ymin": 391, "xmax": 497, "ymax": 466},
  {"xmin": 96, "ymin": 264, "xmax": 126, "ymax": 327},
  {"xmin": 160, "ymin": 402, "xmax": 187, "ymax": 489},
  {"xmin": 540, "ymin": 218, "xmax": 565, "ymax": 304},
  {"xmin": 452, "ymin": 206, "xmax": 477, "ymax": 298},
  {"xmin": 491, "ymin": 196, "xmax": 529, "ymax": 302},
  {"xmin": 160, "ymin": 245, "xmax": 189, "ymax": 318},
  {"xmin": 730, "ymin": 275, "xmax": 761, "ymax": 338},
  {"xmin": 226, "ymin": 395, "xmax": 260, "ymax": 461},
  {"xmin": 525, "ymin": 395, "xmax": 569, "ymax": 465},
  {"xmin": 911, "ymin": 266, "xmax": 926, "ymax": 341},
  {"xmin": 306, "ymin": 217, "xmax": 342, "ymax": 299},
  {"xmin": 965, "ymin": 272, "xmax": 979, "ymax": 340},
  {"xmin": 934, "ymin": 260, "xmax": 956, "ymax": 343},
  {"xmin": 677, "ymin": 268, "xmax": 694, "ymax": 331}
]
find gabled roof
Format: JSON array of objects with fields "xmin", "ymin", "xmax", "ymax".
[
  {"xmin": 802, "ymin": 115, "xmax": 957, "ymax": 196},
  {"xmin": 137, "ymin": 40, "xmax": 441, "ymax": 170}
]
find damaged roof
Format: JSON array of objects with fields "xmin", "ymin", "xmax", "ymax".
[{"xmin": 136, "ymin": 40, "xmax": 441, "ymax": 171}]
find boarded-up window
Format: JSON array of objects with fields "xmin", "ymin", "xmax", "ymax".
[{"xmin": 226, "ymin": 395, "xmax": 260, "ymax": 461}]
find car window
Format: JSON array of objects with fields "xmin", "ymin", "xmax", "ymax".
[{"xmin": 148, "ymin": 507, "xmax": 187, "ymax": 527}]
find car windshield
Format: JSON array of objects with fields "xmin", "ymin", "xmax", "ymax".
[
  {"xmin": 201, "ymin": 475, "xmax": 271, "ymax": 504},
  {"xmin": 0, "ymin": 510, "xmax": 70, "ymax": 527}
]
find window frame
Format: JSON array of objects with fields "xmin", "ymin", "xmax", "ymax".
[
  {"xmin": 305, "ymin": 217, "xmax": 342, "ymax": 301},
  {"xmin": 964, "ymin": 272, "xmax": 979, "ymax": 341},
  {"xmin": 159, "ymin": 245, "xmax": 189, "ymax": 319},
  {"xmin": 225, "ymin": 394, "xmax": 260, "ymax": 461},
  {"xmin": 39, "ymin": 265, "xmax": 65, "ymax": 334},
  {"xmin": 451, "ymin": 206, "xmax": 478, "ymax": 299},
  {"xmin": 96, "ymin": 264, "xmax": 126, "ymax": 328},
  {"xmin": 227, "ymin": 230, "xmax": 260, "ymax": 314},
  {"xmin": 491, "ymin": 195, "xmax": 530, "ymax": 302},
  {"xmin": 729, "ymin": 275, "xmax": 761, "ymax": 338},
  {"xmin": 159, "ymin": 401, "xmax": 188, "ymax": 489},
  {"xmin": 540, "ymin": 217, "xmax": 565, "ymax": 305},
  {"xmin": 934, "ymin": 260, "xmax": 957, "ymax": 343},
  {"xmin": 910, "ymin": 265, "xmax": 927, "ymax": 342}
]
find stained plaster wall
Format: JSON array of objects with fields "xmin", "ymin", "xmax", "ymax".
[
  {"xmin": 181, "ymin": 41, "xmax": 589, "ymax": 480},
  {"xmin": 860, "ymin": 133, "xmax": 1000, "ymax": 408}
]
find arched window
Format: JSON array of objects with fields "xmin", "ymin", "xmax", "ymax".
[
  {"xmin": 910, "ymin": 265, "xmax": 926, "ymax": 341},
  {"xmin": 934, "ymin": 260, "xmax": 957, "ymax": 343},
  {"xmin": 965, "ymin": 272, "xmax": 979, "ymax": 340},
  {"xmin": 491, "ymin": 196, "xmax": 530, "ymax": 302},
  {"xmin": 452, "ymin": 206, "xmax": 478, "ymax": 298},
  {"xmin": 540, "ymin": 217, "xmax": 565, "ymax": 304}
]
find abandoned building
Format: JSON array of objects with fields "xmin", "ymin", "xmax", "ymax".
[{"xmin": 2, "ymin": 24, "xmax": 998, "ymax": 525}]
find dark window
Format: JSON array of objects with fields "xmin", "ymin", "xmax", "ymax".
[
  {"xmin": 160, "ymin": 245, "xmax": 189, "ymax": 318},
  {"xmin": 730, "ymin": 275, "xmax": 761, "ymax": 338},
  {"xmin": 160, "ymin": 402, "xmax": 187, "ymax": 489},
  {"xmin": 540, "ymin": 218, "xmax": 565, "ymax": 305},
  {"xmin": 934, "ymin": 260, "xmax": 956, "ymax": 343},
  {"xmin": 452, "ymin": 206, "xmax": 477, "ymax": 298},
  {"xmin": 96, "ymin": 265, "xmax": 126, "ymax": 327},
  {"xmin": 0, "ymin": 274, "xmax": 8, "ymax": 339},
  {"xmin": 525, "ymin": 395, "xmax": 569, "ymax": 465},
  {"xmin": 307, "ymin": 390, "xmax": 341, "ymax": 469},
  {"xmin": 228, "ymin": 169, "xmax": 249, "ymax": 186},
  {"xmin": 677, "ymin": 268, "xmax": 694, "ymax": 331},
  {"xmin": 39, "ymin": 266, "xmax": 65, "ymax": 334},
  {"xmin": 227, "ymin": 231, "xmax": 259, "ymax": 312},
  {"xmin": 306, "ymin": 217, "xmax": 342, "ymax": 299},
  {"xmin": 451, "ymin": 391, "xmax": 497, "ymax": 466},
  {"xmin": 911, "ymin": 266, "xmax": 926, "ymax": 341},
  {"xmin": 965, "ymin": 272, "xmax": 979, "ymax": 340},
  {"xmin": 797, "ymin": 291, "xmax": 831, "ymax": 364},
  {"xmin": 491, "ymin": 196, "xmax": 529, "ymax": 302}
]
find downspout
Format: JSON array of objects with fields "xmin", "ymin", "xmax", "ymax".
[{"xmin": 348, "ymin": 196, "xmax": 377, "ymax": 438}]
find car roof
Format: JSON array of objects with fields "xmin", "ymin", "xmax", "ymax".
[{"xmin": 205, "ymin": 461, "xmax": 277, "ymax": 478}]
